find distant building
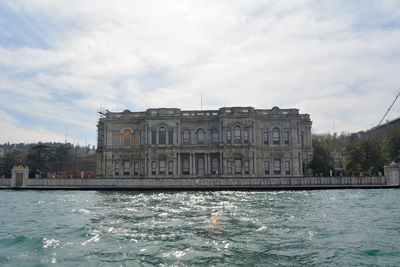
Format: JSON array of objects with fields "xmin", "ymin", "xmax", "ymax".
[{"xmin": 96, "ymin": 106, "xmax": 312, "ymax": 178}]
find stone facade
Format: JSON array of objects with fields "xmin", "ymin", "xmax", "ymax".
[{"xmin": 96, "ymin": 106, "xmax": 312, "ymax": 178}]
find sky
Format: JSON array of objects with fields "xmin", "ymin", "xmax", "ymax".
[{"xmin": 0, "ymin": 0, "xmax": 399, "ymax": 146}]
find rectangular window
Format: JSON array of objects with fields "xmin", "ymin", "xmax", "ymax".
[
  {"xmin": 226, "ymin": 130, "xmax": 231, "ymax": 144},
  {"xmin": 263, "ymin": 130, "xmax": 269, "ymax": 145},
  {"xmin": 227, "ymin": 160, "xmax": 232, "ymax": 174},
  {"xmin": 168, "ymin": 130, "xmax": 174, "ymax": 145},
  {"xmin": 284, "ymin": 131, "xmax": 289, "ymax": 145},
  {"xmin": 182, "ymin": 158, "xmax": 189, "ymax": 175},
  {"xmin": 159, "ymin": 160, "xmax": 166, "ymax": 175},
  {"xmin": 274, "ymin": 159, "xmax": 281, "ymax": 175},
  {"xmin": 151, "ymin": 131, "xmax": 157, "ymax": 145},
  {"xmin": 243, "ymin": 129, "xmax": 249, "ymax": 144},
  {"xmin": 301, "ymin": 132, "xmax": 304, "ymax": 147},
  {"xmin": 285, "ymin": 161, "xmax": 290, "ymax": 175},
  {"xmin": 264, "ymin": 161, "xmax": 270, "ymax": 175},
  {"xmin": 211, "ymin": 158, "xmax": 219, "ymax": 174},
  {"xmin": 212, "ymin": 130, "xmax": 219, "ymax": 144},
  {"xmin": 235, "ymin": 159, "xmax": 242, "ymax": 174},
  {"xmin": 183, "ymin": 130, "xmax": 190, "ymax": 145},
  {"xmin": 244, "ymin": 160, "xmax": 249, "ymax": 174},
  {"xmin": 141, "ymin": 130, "xmax": 146, "ymax": 145},
  {"xmin": 134, "ymin": 162, "xmax": 139, "ymax": 176},
  {"xmin": 151, "ymin": 161, "xmax": 156, "ymax": 175},
  {"xmin": 123, "ymin": 161, "xmax": 130, "ymax": 176},
  {"xmin": 168, "ymin": 161, "xmax": 173, "ymax": 175},
  {"xmin": 115, "ymin": 162, "xmax": 120, "ymax": 176}
]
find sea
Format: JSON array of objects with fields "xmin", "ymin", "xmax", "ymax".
[{"xmin": 0, "ymin": 189, "xmax": 399, "ymax": 266}]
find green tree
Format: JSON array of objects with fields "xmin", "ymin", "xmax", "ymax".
[
  {"xmin": 344, "ymin": 139, "xmax": 383, "ymax": 176},
  {"xmin": 383, "ymin": 129, "xmax": 400, "ymax": 163},
  {"xmin": 26, "ymin": 143, "xmax": 52, "ymax": 178},
  {"xmin": 49, "ymin": 144, "xmax": 73, "ymax": 173},
  {"xmin": 0, "ymin": 150, "xmax": 25, "ymax": 177},
  {"xmin": 309, "ymin": 139, "xmax": 334, "ymax": 176}
]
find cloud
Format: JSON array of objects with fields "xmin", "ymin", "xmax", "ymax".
[{"xmin": 0, "ymin": 0, "xmax": 399, "ymax": 145}]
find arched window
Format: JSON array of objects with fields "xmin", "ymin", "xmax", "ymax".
[
  {"xmin": 197, "ymin": 158, "xmax": 204, "ymax": 175},
  {"xmin": 123, "ymin": 129, "xmax": 131, "ymax": 146},
  {"xmin": 159, "ymin": 126, "xmax": 166, "ymax": 144},
  {"xmin": 234, "ymin": 126, "xmax": 241, "ymax": 144},
  {"xmin": 273, "ymin": 127, "xmax": 280, "ymax": 145},
  {"xmin": 197, "ymin": 129, "xmax": 204, "ymax": 144},
  {"xmin": 183, "ymin": 130, "xmax": 190, "ymax": 144}
]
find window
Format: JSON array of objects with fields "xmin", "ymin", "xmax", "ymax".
[
  {"xmin": 274, "ymin": 159, "xmax": 281, "ymax": 175},
  {"xmin": 301, "ymin": 132, "xmax": 304, "ymax": 147},
  {"xmin": 273, "ymin": 128, "xmax": 280, "ymax": 145},
  {"xmin": 159, "ymin": 127, "xmax": 166, "ymax": 144},
  {"xmin": 123, "ymin": 161, "xmax": 130, "ymax": 176},
  {"xmin": 244, "ymin": 160, "xmax": 249, "ymax": 174},
  {"xmin": 168, "ymin": 161, "xmax": 173, "ymax": 175},
  {"xmin": 115, "ymin": 162, "xmax": 120, "ymax": 176},
  {"xmin": 151, "ymin": 131, "xmax": 157, "ymax": 145},
  {"xmin": 141, "ymin": 130, "xmax": 146, "ymax": 145},
  {"xmin": 263, "ymin": 130, "xmax": 269, "ymax": 145},
  {"xmin": 134, "ymin": 162, "xmax": 139, "ymax": 176},
  {"xmin": 183, "ymin": 130, "xmax": 190, "ymax": 144},
  {"xmin": 264, "ymin": 161, "xmax": 270, "ymax": 175},
  {"xmin": 234, "ymin": 126, "xmax": 241, "ymax": 144},
  {"xmin": 168, "ymin": 130, "xmax": 174, "ymax": 145},
  {"xmin": 197, "ymin": 129, "xmax": 205, "ymax": 144},
  {"xmin": 226, "ymin": 130, "xmax": 232, "ymax": 144},
  {"xmin": 211, "ymin": 158, "xmax": 219, "ymax": 174},
  {"xmin": 284, "ymin": 131, "xmax": 289, "ymax": 145},
  {"xmin": 227, "ymin": 160, "xmax": 232, "ymax": 174},
  {"xmin": 197, "ymin": 158, "xmax": 204, "ymax": 175},
  {"xmin": 234, "ymin": 159, "xmax": 242, "ymax": 174},
  {"xmin": 151, "ymin": 161, "xmax": 156, "ymax": 175},
  {"xmin": 285, "ymin": 161, "xmax": 290, "ymax": 175},
  {"xmin": 123, "ymin": 129, "xmax": 131, "ymax": 146},
  {"xmin": 159, "ymin": 160, "xmax": 166, "ymax": 175},
  {"xmin": 182, "ymin": 158, "xmax": 189, "ymax": 175},
  {"xmin": 243, "ymin": 129, "xmax": 249, "ymax": 144},
  {"xmin": 212, "ymin": 129, "xmax": 219, "ymax": 144}
]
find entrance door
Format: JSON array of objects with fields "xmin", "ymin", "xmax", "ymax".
[{"xmin": 16, "ymin": 173, "xmax": 23, "ymax": 186}]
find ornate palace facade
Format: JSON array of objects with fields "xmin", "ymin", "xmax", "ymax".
[{"xmin": 96, "ymin": 107, "xmax": 312, "ymax": 178}]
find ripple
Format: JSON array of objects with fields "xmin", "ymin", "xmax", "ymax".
[{"xmin": 1, "ymin": 189, "xmax": 400, "ymax": 265}]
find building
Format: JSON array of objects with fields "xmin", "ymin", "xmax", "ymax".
[{"xmin": 96, "ymin": 106, "xmax": 312, "ymax": 178}]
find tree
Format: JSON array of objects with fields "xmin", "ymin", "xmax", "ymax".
[
  {"xmin": 344, "ymin": 139, "xmax": 384, "ymax": 176},
  {"xmin": 49, "ymin": 144, "xmax": 73, "ymax": 173},
  {"xmin": 26, "ymin": 143, "xmax": 52, "ymax": 178},
  {"xmin": 0, "ymin": 150, "xmax": 25, "ymax": 178},
  {"xmin": 309, "ymin": 139, "xmax": 334, "ymax": 176},
  {"xmin": 383, "ymin": 129, "xmax": 400, "ymax": 163}
]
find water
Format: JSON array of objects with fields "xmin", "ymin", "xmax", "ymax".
[{"xmin": 0, "ymin": 189, "xmax": 400, "ymax": 266}]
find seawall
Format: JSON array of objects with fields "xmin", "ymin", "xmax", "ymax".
[{"xmin": 0, "ymin": 176, "xmax": 398, "ymax": 190}]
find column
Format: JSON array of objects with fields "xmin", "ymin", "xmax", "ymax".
[
  {"xmin": 253, "ymin": 151, "xmax": 256, "ymax": 175},
  {"xmin": 219, "ymin": 153, "xmax": 223, "ymax": 175},
  {"xmin": 177, "ymin": 153, "xmax": 181, "ymax": 176},
  {"xmin": 144, "ymin": 155, "xmax": 147, "ymax": 176},
  {"xmin": 207, "ymin": 153, "xmax": 211, "ymax": 175},
  {"xmin": 205, "ymin": 153, "xmax": 208, "ymax": 175},
  {"xmin": 193, "ymin": 153, "xmax": 197, "ymax": 176},
  {"xmin": 189, "ymin": 153, "xmax": 193, "ymax": 175}
]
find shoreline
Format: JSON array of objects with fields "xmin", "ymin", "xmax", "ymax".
[{"xmin": 1, "ymin": 175, "xmax": 398, "ymax": 191}]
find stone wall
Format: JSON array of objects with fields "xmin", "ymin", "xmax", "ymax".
[{"xmin": 21, "ymin": 176, "xmax": 391, "ymax": 189}]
